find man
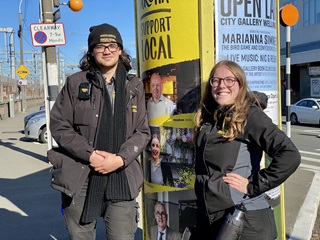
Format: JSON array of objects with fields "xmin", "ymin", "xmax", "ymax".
[
  {"xmin": 150, "ymin": 201, "xmax": 182, "ymax": 240},
  {"xmin": 147, "ymin": 73, "xmax": 175, "ymax": 120},
  {"xmin": 48, "ymin": 23, "xmax": 150, "ymax": 240}
]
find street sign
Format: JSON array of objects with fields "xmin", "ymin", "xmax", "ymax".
[
  {"xmin": 18, "ymin": 79, "xmax": 28, "ymax": 86},
  {"xmin": 30, "ymin": 22, "xmax": 66, "ymax": 47},
  {"xmin": 15, "ymin": 65, "xmax": 30, "ymax": 79}
]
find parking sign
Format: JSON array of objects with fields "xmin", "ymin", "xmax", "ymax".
[{"xmin": 30, "ymin": 22, "xmax": 66, "ymax": 47}]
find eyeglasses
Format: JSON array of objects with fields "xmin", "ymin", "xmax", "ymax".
[
  {"xmin": 94, "ymin": 43, "xmax": 119, "ymax": 53},
  {"xmin": 155, "ymin": 211, "xmax": 167, "ymax": 218},
  {"xmin": 209, "ymin": 77, "xmax": 238, "ymax": 87}
]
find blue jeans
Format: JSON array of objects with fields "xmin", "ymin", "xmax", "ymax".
[{"xmin": 61, "ymin": 180, "xmax": 139, "ymax": 240}]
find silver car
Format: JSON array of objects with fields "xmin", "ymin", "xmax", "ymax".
[
  {"xmin": 24, "ymin": 112, "xmax": 47, "ymax": 143},
  {"xmin": 24, "ymin": 110, "xmax": 45, "ymax": 127},
  {"xmin": 290, "ymin": 98, "xmax": 320, "ymax": 125}
]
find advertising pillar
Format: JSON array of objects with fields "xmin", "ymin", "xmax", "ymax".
[
  {"xmin": 135, "ymin": 1, "xmax": 201, "ymax": 239},
  {"xmin": 135, "ymin": 0, "xmax": 283, "ymax": 239}
]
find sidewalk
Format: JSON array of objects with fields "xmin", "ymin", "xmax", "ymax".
[
  {"xmin": 0, "ymin": 106, "xmax": 62, "ymax": 239},
  {"xmin": 281, "ymin": 116, "xmax": 320, "ymax": 239},
  {"xmin": 0, "ymin": 106, "xmax": 143, "ymax": 239},
  {"xmin": 286, "ymin": 170, "xmax": 320, "ymax": 240}
]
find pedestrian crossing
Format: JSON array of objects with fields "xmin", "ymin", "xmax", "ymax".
[{"xmin": 299, "ymin": 150, "xmax": 320, "ymax": 172}]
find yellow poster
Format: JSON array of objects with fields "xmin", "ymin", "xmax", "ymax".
[
  {"xmin": 136, "ymin": 1, "xmax": 199, "ymax": 71},
  {"xmin": 135, "ymin": 1, "xmax": 201, "ymax": 240}
]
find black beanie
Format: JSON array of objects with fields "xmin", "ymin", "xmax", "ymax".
[{"xmin": 88, "ymin": 23, "xmax": 123, "ymax": 49}]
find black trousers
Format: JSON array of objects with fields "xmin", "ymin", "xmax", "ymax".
[
  {"xmin": 61, "ymin": 180, "xmax": 139, "ymax": 240},
  {"xmin": 195, "ymin": 207, "xmax": 277, "ymax": 240}
]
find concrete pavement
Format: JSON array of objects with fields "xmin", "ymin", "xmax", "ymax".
[
  {"xmin": 0, "ymin": 106, "xmax": 66, "ymax": 239},
  {"xmin": 285, "ymin": 169, "xmax": 320, "ymax": 239},
  {"xmin": 0, "ymin": 106, "xmax": 319, "ymax": 239},
  {"xmin": 0, "ymin": 106, "xmax": 143, "ymax": 239}
]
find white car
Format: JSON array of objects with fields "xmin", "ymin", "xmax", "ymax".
[
  {"xmin": 24, "ymin": 112, "xmax": 47, "ymax": 143},
  {"xmin": 290, "ymin": 98, "xmax": 320, "ymax": 125}
]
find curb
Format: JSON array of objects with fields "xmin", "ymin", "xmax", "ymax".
[{"xmin": 289, "ymin": 170, "xmax": 320, "ymax": 240}]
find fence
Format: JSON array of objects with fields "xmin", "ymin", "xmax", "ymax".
[
  {"xmin": 1, "ymin": 81, "xmax": 44, "ymax": 102},
  {"xmin": 0, "ymin": 98, "xmax": 44, "ymax": 119},
  {"xmin": 0, "ymin": 74, "xmax": 44, "ymax": 119}
]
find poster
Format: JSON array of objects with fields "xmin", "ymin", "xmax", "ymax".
[
  {"xmin": 311, "ymin": 78, "xmax": 320, "ymax": 97},
  {"xmin": 135, "ymin": 1, "xmax": 200, "ymax": 239},
  {"xmin": 215, "ymin": 0, "xmax": 279, "ymax": 123}
]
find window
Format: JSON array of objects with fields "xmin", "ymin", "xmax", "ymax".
[
  {"xmin": 307, "ymin": 100, "xmax": 315, "ymax": 108},
  {"xmin": 317, "ymin": 1, "xmax": 320, "ymax": 23},
  {"xmin": 297, "ymin": 100, "xmax": 307, "ymax": 107},
  {"xmin": 303, "ymin": 0, "xmax": 320, "ymax": 26}
]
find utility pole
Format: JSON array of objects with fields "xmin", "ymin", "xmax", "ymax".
[
  {"xmin": 57, "ymin": 47, "xmax": 61, "ymax": 91},
  {"xmin": 0, "ymin": 28, "xmax": 16, "ymax": 87},
  {"xmin": 40, "ymin": 0, "xmax": 83, "ymax": 149},
  {"xmin": 18, "ymin": 0, "xmax": 26, "ymax": 112},
  {"xmin": 41, "ymin": 0, "xmax": 58, "ymax": 149}
]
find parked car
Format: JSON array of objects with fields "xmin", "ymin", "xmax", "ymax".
[
  {"xmin": 24, "ymin": 112, "xmax": 47, "ymax": 143},
  {"xmin": 290, "ymin": 98, "xmax": 320, "ymax": 125},
  {"xmin": 24, "ymin": 110, "xmax": 45, "ymax": 127}
]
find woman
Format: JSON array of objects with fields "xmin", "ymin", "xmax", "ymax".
[
  {"xmin": 146, "ymin": 134, "xmax": 174, "ymax": 187},
  {"xmin": 193, "ymin": 60, "xmax": 300, "ymax": 239}
]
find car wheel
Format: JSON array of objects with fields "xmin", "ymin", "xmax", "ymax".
[
  {"xmin": 290, "ymin": 113, "xmax": 298, "ymax": 125},
  {"xmin": 39, "ymin": 126, "xmax": 47, "ymax": 143}
]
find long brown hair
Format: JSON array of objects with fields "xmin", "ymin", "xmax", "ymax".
[{"xmin": 194, "ymin": 60, "xmax": 253, "ymax": 140}]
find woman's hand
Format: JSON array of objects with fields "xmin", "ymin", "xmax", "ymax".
[{"xmin": 223, "ymin": 173, "xmax": 249, "ymax": 194}]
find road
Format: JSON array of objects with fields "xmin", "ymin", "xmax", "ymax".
[
  {"xmin": 283, "ymin": 122, "xmax": 320, "ymax": 239},
  {"xmin": 1, "ymin": 107, "xmax": 320, "ymax": 239}
]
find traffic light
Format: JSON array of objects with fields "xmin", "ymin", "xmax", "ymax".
[{"xmin": 68, "ymin": 0, "xmax": 83, "ymax": 12}]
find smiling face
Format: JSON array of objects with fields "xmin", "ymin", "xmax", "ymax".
[
  {"xmin": 92, "ymin": 43, "xmax": 122, "ymax": 73},
  {"xmin": 150, "ymin": 74, "xmax": 163, "ymax": 103},
  {"xmin": 154, "ymin": 203, "xmax": 167, "ymax": 231},
  {"xmin": 211, "ymin": 66, "xmax": 240, "ymax": 106},
  {"xmin": 151, "ymin": 136, "xmax": 160, "ymax": 161}
]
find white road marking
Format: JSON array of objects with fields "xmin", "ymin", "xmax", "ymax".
[
  {"xmin": 300, "ymin": 163, "xmax": 320, "ymax": 172},
  {"xmin": 300, "ymin": 150, "xmax": 320, "ymax": 156},
  {"xmin": 0, "ymin": 196, "xmax": 28, "ymax": 216}
]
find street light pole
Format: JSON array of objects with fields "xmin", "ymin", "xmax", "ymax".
[
  {"xmin": 18, "ymin": 1, "xmax": 24, "ymax": 65},
  {"xmin": 18, "ymin": 0, "xmax": 26, "ymax": 112}
]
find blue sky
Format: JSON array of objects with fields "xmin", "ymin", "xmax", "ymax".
[{"xmin": 0, "ymin": 0, "xmax": 137, "ymax": 75}]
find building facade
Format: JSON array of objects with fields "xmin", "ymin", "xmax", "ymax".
[{"xmin": 280, "ymin": 0, "xmax": 320, "ymax": 109}]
